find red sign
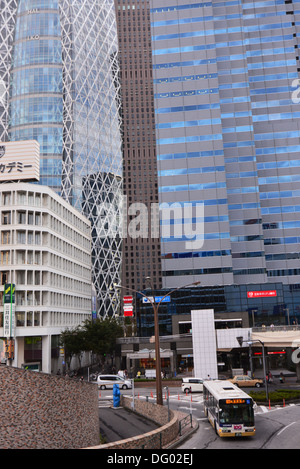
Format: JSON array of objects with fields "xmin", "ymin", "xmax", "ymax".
[
  {"xmin": 247, "ymin": 290, "xmax": 277, "ymax": 298},
  {"xmin": 123, "ymin": 304, "xmax": 133, "ymax": 317},
  {"xmin": 124, "ymin": 308, "xmax": 133, "ymax": 317},
  {"xmin": 123, "ymin": 296, "xmax": 133, "ymax": 304}
]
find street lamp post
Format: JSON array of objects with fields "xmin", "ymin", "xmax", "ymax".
[
  {"xmin": 116, "ymin": 280, "xmax": 200, "ymax": 405},
  {"xmin": 237, "ymin": 336, "xmax": 269, "ymax": 401},
  {"xmin": 248, "ymin": 339, "xmax": 269, "ymax": 402}
]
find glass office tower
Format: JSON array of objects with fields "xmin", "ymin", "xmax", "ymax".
[
  {"xmin": 0, "ymin": 0, "xmax": 123, "ymax": 317},
  {"xmin": 151, "ymin": 0, "xmax": 300, "ymax": 289}
]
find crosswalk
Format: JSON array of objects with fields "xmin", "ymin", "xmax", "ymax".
[
  {"xmin": 255, "ymin": 402, "xmax": 298, "ymax": 414},
  {"xmin": 98, "ymin": 392, "xmax": 204, "ymax": 407},
  {"xmin": 98, "ymin": 392, "xmax": 299, "ymax": 415}
]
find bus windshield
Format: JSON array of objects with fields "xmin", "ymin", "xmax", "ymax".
[{"xmin": 218, "ymin": 402, "xmax": 254, "ymax": 426}]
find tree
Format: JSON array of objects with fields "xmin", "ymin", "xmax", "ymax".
[
  {"xmin": 81, "ymin": 318, "xmax": 123, "ymax": 364},
  {"xmin": 60, "ymin": 318, "xmax": 123, "ymax": 369},
  {"xmin": 59, "ymin": 325, "xmax": 86, "ymax": 370}
]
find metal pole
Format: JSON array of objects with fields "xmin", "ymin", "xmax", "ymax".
[
  {"xmin": 164, "ymin": 386, "xmax": 170, "ymax": 422},
  {"xmin": 249, "ymin": 343, "xmax": 253, "ymax": 379},
  {"xmin": 131, "ymin": 378, "xmax": 135, "ymax": 411},
  {"xmin": 262, "ymin": 342, "xmax": 269, "ymax": 401},
  {"xmin": 115, "ymin": 280, "xmax": 200, "ymax": 406},
  {"xmin": 153, "ymin": 303, "xmax": 163, "ymax": 405}
]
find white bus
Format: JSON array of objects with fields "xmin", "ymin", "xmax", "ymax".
[{"xmin": 203, "ymin": 380, "xmax": 255, "ymax": 437}]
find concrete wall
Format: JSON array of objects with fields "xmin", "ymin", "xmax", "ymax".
[
  {"xmin": 0, "ymin": 366, "xmax": 100, "ymax": 449},
  {"xmin": 89, "ymin": 396, "xmax": 180, "ymax": 449}
]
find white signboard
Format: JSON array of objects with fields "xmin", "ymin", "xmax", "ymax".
[
  {"xmin": 3, "ymin": 303, "xmax": 15, "ymax": 338},
  {"xmin": 0, "ymin": 140, "xmax": 40, "ymax": 182}
]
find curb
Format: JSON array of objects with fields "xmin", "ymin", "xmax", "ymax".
[{"xmin": 165, "ymin": 416, "xmax": 199, "ymax": 449}]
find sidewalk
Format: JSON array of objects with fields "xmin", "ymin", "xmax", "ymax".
[{"xmin": 165, "ymin": 411, "xmax": 198, "ymax": 449}]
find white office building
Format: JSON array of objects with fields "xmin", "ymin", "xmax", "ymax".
[{"xmin": 0, "ymin": 182, "xmax": 92, "ymax": 373}]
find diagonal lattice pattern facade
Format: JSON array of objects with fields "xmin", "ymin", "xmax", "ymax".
[{"xmin": 0, "ymin": 0, "xmax": 123, "ymax": 317}]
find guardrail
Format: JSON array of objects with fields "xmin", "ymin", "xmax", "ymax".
[
  {"xmin": 252, "ymin": 325, "xmax": 300, "ymax": 332},
  {"xmin": 179, "ymin": 414, "xmax": 192, "ymax": 436}
]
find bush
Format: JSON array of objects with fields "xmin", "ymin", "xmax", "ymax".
[{"xmin": 249, "ymin": 388, "xmax": 300, "ymax": 403}]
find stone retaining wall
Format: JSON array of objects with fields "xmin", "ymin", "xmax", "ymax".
[
  {"xmin": 0, "ymin": 366, "xmax": 100, "ymax": 449},
  {"xmin": 87, "ymin": 395, "xmax": 180, "ymax": 449}
]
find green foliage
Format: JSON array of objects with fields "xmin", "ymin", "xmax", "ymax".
[
  {"xmin": 59, "ymin": 318, "xmax": 123, "ymax": 363},
  {"xmin": 60, "ymin": 325, "xmax": 85, "ymax": 368},
  {"xmin": 249, "ymin": 388, "xmax": 300, "ymax": 403}
]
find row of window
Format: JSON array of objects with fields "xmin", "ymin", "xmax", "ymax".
[
  {"xmin": 10, "ymin": 97, "xmax": 63, "ymax": 126},
  {"xmin": 163, "ymin": 267, "xmax": 232, "ymax": 277},
  {"xmin": 151, "ymin": 8, "xmax": 299, "ymax": 27},
  {"xmin": 11, "ymin": 67, "xmax": 62, "ymax": 96},
  {"xmin": 155, "ymin": 88, "xmax": 218, "ymax": 99},
  {"xmin": 13, "ymin": 39, "xmax": 62, "ymax": 67},
  {"xmin": 157, "ymin": 133, "xmax": 222, "ymax": 146},
  {"xmin": 268, "ymin": 269, "xmax": 300, "ymax": 277},
  {"xmin": 18, "ymin": 0, "xmax": 59, "ymax": 13},
  {"xmin": 15, "ymin": 12, "xmax": 61, "ymax": 40},
  {"xmin": 159, "ymin": 181, "xmax": 226, "ymax": 193},
  {"xmin": 162, "ymin": 249, "xmax": 231, "ymax": 259},
  {"xmin": 153, "ymin": 42, "xmax": 296, "ymax": 60},
  {"xmin": 161, "ymin": 232, "xmax": 230, "ymax": 242},
  {"xmin": 159, "ymin": 166, "xmax": 224, "ymax": 177},
  {"xmin": 158, "ymin": 149, "xmax": 224, "ymax": 161}
]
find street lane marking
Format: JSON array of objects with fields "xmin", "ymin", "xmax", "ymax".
[{"xmin": 277, "ymin": 421, "xmax": 296, "ymax": 436}]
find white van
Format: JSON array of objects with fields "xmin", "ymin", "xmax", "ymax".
[
  {"xmin": 181, "ymin": 377, "xmax": 203, "ymax": 393},
  {"xmin": 97, "ymin": 374, "xmax": 132, "ymax": 390}
]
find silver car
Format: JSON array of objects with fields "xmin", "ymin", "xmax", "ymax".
[{"xmin": 97, "ymin": 374, "xmax": 132, "ymax": 390}]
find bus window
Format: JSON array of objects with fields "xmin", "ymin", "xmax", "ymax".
[{"xmin": 219, "ymin": 403, "xmax": 254, "ymax": 426}]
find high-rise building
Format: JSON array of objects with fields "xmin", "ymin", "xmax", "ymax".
[
  {"xmin": 114, "ymin": 0, "xmax": 162, "ymax": 295},
  {"xmin": 0, "ymin": 181, "xmax": 92, "ymax": 373},
  {"xmin": 0, "ymin": 0, "xmax": 123, "ymax": 317},
  {"xmin": 150, "ymin": 0, "xmax": 300, "ymax": 290}
]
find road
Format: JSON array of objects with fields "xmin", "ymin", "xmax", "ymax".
[
  {"xmin": 99, "ymin": 405, "xmax": 159, "ymax": 443},
  {"xmin": 99, "ymin": 385, "xmax": 300, "ymax": 449},
  {"xmin": 178, "ymin": 402, "xmax": 300, "ymax": 449}
]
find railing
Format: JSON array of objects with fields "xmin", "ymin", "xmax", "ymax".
[
  {"xmin": 179, "ymin": 414, "xmax": 192, "ymax": 436},
  {"xmin": 252, "ymin": 325, "xmax": 300, "ymax": 333}
]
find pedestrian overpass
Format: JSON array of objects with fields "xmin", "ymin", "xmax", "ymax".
[{"xmin": 251, "ymin": 325, "xmax": 300, "ymax": 348}]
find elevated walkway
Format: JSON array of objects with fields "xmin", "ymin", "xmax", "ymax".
[{"xmin": 252, "ymin": 325, "xmax": 300, "ymax": 347}]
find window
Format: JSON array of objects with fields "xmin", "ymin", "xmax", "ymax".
[
  {"xmin": 17, "ymin": 231, "xmax": 26, "ymax": 244},
  {"xmin": 2, "ymin": 212, "xmax": 11, "ymax": 225},
  {"xmin": 2, "ymin": 231, "xmax": 11, "ymax": 244},
  {"xmin": 18, "ymin": 212, "xmax": 26, "ymax": 224},
  {"xmin": 1, "ymin": 251, "xmax": 10, "ymax": 265}
]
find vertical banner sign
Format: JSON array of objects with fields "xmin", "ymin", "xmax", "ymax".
[
  {"xmin": 3, "ymin": 284, "xmax": 15, "ymax": 338},
  {"xmin": 123, "ymin": 296, "xmax": 133, "ymax": 317}
]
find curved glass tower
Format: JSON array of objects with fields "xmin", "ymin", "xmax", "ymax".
[{"xmin": 1, "ymin": 0, "xmax": 123, "ymax": 317}]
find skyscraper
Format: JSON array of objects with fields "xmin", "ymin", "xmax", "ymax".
[
  {"xmin": 114, "ymin": 0, "xmax": 162, "ymax": 295},
  {"xmin": 151, "ymin": 0, "xmax": 300, "ymax": 290},
  {"xmin": 0, "ymin": 0, "xmax": 123, "ymax": 317}
]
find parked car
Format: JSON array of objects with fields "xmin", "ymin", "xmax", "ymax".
[
  {"xmin": 181, "ymin": 377, "xmax": 204, "ymax": 393},
  {"xmin": 229, "ymin": 375, "xmax": 263, "ymax": 388},
  {"xmin": 97, "ymin": 374, "xmax": 132, "ymax": 390}
]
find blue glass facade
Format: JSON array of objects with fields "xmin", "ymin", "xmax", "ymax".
[
  {"xmin": 9, "ymin": 1, "xmax": 63, "ymax": 191},
  {"xmin": 151, "ymin": 0, "xmax": 300, "ymax": 290},
  {"xmin": 137, "ymin": 283, "xmax": 300, "ymax": 337},
  {"xmin": 1, "ymin": 0, "xmax": 123, "ymax": 317}
]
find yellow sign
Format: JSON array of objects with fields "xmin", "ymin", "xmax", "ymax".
[{"xmin": 226, "ymin": 399, "xmax": 246, "ymax": 404}]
